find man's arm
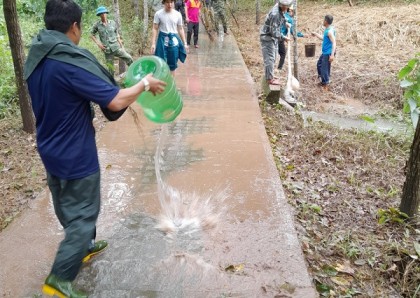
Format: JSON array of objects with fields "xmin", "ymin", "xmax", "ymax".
[
  {"xmin": 90, "ymin": 23, "xmax": 106, "ymax": 51},
  {"xmin": 150, "ymin": 23, "xmax": 159, "ymax": 54},
  {"xmin": 107, "ymin": 74, "xmax": 166, "ymax": 111},
  {"xmin": 311, "ymin": 31, "xmax": 323, "ymax": 40},
  {"xmin": 185, "ymin": 2, "xmax": 189, "ymax": 23},
  {"xmin": 328, "ymin": 29, "xmax": 336, "ymax": 62},
  {"xmin": 90, "ymin": 35, "xmax": 106, "ymax": 51},
  {"xmin": 177, "ymin": 24, "xmax": 189, "ymax": 53}
]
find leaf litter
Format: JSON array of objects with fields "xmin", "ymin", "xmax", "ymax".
[{"xmin": 231, "ymin": 1, "xmax": 419, "ymax": 296}]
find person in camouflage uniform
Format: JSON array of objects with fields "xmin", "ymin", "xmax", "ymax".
[
  {"xmin": 211, "ymin": 0, "xmax": 228, "ymax": 35},
  {"xmin": 90, "ymin": 6, "xmax": 133, "ymax": 75},
  {"xmin": 259, "ymin": 0, "xmax": 291, "ymax": 85}
]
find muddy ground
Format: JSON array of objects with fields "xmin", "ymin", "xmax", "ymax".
[{"xmin": 1, "ymin": 0, "xmax": 419, "ymax": 297}]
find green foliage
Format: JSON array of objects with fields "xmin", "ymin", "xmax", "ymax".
[
  {"xmin": 377, "ymin": 207, "xmax": 409, "ymax": 225},
  {"xmin": 0, "ymin": 35, "xmax": 18, "ymax": 119},
  {"xmin": 398, "ymin": 53, "xmax": 420, "ymax": 127},
  {"xmin": 16, "ymin": 0, "xmax": 46, "ymax": 21},
  {"xmin": 125, "ymin": 16, "xmax": 149, "ymax": 56}
]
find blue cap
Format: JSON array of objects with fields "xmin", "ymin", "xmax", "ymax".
[{"xmin": 96, "ymin": 6, "xmax": 109, "ymax": 16}]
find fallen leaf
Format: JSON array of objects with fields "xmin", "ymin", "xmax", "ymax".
[
  {"xmin": 331, "ymin": 276, "xmax": 352, "ymax": 286},
  {"xmin": 335, "ymin": 260, "xmax": 355, "ymax": 275},
  {"xmin": 225, "ymin": 264, "xmax": 244, "ymax": 272},
  {"xmin": 354, "ymin": 259, "xmax": 366, "ymax": 266},
  {"xmin": 414, "ymin": 242, "xmax": 420, "ymax": 257}
]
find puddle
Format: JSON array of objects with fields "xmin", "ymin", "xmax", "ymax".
[{"xmin": 301, "ymin": 110, "xmax": 410, "ymax": 135}]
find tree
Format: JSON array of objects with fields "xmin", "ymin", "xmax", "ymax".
[
  {"xmin": 143, "ymin": 0, "xmax": 148, "ymax": 37},
  {"xmin": 398, "ymin": 53, "xmax": 420, "ymax": 217},
  {"xmin": 3, "ymin": 0, "xmax": 35, "ymax": 133},
  {"xmin": 112, "ymin": 0, "xmax": 126, "ymax": 75},
  {"xmin": 292, "ymin": 0, "xmax": 298, "ymax": 80}
]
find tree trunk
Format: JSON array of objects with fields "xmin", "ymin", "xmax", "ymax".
[
  {"xmin": 113, "ymin": 0, "xmax": 126, "ymax": 75},
  {"xmin": 293, "ymin": 0, "xmax": 298, "ymax": 80},
  {"xmin": 133, "ymin": 0, "xmax": 139, "ymax": 17},
  {"xmin": 400, "ymin": 121, "xmax": 420, "ymax": 217},
  {"xmin": 3, "ymin": 0, "xmax": 35, "ymax": 133},
  {"xmin": 255, "ymin": 0, "xmax": 260, "ymax": 25},
  {"xmin": 143, "ymin": 0, "xmax": 149, "ymax": 36}
]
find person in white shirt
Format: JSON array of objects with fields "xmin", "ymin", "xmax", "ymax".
[{"xmin": 151, "ymin": 0, "xmax": 189, "ymax": 76}]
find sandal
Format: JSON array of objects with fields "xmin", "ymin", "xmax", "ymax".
[{"xmin": 268, "ymin": 79, "xmax": 281, "ymax": 85}]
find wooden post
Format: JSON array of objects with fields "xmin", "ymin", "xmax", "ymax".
[
  {"xmin": 256, "ymin": 0, "xmax": 260, "ymax": 25},
  {"xmin": 113, "ymin": 0, "xmax": 126, "ymax": 75},
  {"xmin": 293, "ymin": 0, "xmax": 299, "ymax": 80}
]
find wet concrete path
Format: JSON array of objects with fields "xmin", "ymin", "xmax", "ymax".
[{"xmin": 0, "ymin": 30, "xmax": 316, "ymax": 297}]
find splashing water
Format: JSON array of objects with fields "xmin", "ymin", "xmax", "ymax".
[{"xmin": 154, "ymin": 124, "xmax": 228, "ymax": 235}]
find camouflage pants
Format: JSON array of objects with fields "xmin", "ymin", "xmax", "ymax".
[
  {"xmin": 260, "ymin": 37, "xmax": 277, "ymax": 81},
  {"xmin": 105, "ymin": 48, "xmax": 134, "ymax": 75},
  {"xmin": 213, "ymin": 4, "xmax": 228, "ymax": 33}
]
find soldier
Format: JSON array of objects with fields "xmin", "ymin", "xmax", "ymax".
[
  {"xmin": 91, "ymin": 6, "xmax": 133, "ymax": 75},
  {"xmin": 212, "ymin": 0, "xmax": 228, "ymax": 35}
]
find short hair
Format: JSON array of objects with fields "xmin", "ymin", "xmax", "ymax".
[
  {"xmin": 162, "ymin": 0, "xmax": 175, "ymax": 4},
  {"xmin": 44, "ymin": 0, "xmax": 82, "ymax": 33},
  {"xmin": 325, "ymin": 15, "xmax": 333, "ymax": 25}
]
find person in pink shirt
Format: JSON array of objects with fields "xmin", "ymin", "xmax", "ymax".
[{"xmin": 185, "ymin": 0, "xmax": 201, "ymax": 48}]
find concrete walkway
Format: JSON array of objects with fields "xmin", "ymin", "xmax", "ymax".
[{"xmin": 0, "ymin": 30, "xmax": 316, "ymax": 297}]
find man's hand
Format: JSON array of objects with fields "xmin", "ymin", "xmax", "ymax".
[
  {"xmin": 98, "ymin": 43, "xmax": 106, "ymax": 51},
  {"xmin": 329, "ymin": 55, "xmax": 334, "ymax": 63},
  {"xmin": 150, "ymin": 45, "xmax": 156, "ymax": 54},
  {"xmin": 144, "ymin": 73, "xmax": 166, "ymax": 95}
]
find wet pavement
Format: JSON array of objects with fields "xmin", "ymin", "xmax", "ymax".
[{"xmin": 0, "ymin": 29, "xmax": 316, "ymax": 297}]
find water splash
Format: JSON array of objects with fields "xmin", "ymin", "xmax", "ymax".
[{"xmin": 154, "ymin": 124, "xmax": 228, "ymax": 235}]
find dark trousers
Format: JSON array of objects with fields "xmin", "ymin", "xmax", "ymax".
[
  {"xmin": 278, "ymin": 39, "xmax": 286, "ymax": 70},
  {"xmin": 48, "ymin": 171, "xmax": 101, "ymax": 281},
  {"xmin": 187, "ymin": 22, "xmax": 199, "ymax": 46},
  {"xmin": 317, "ymin": 54, "xmax": 332, "ymax": 85}
]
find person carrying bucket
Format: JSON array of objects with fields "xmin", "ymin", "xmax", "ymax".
[{"xmin": 311, "ymin": 15, "xmax": 336, "ymax": 91}]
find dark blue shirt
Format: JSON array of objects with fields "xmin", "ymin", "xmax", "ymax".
[{"xmin": 27, "ymin": 58, "xmax": 119, "ymax": 179}]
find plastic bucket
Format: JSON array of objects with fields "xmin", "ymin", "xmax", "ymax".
[
  {"xmin": 305, "ymin": 43, "xmax": 316, "ymax": 57},
  {"xmin": 125, "ymin": 56, "xmax": 183, "ymax": 123}
]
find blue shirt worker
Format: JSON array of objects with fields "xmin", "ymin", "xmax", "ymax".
[
  {"xmin": 277, "ymin": 5, "xmax": 304, "ymax": 70},
  {"xmin": 91, "ymin": 6, "xmax": 134, "ymax": 75},
  {"xmin": 24, "ymin": 0, "xmax": 165, "ymax": 297},
  {"xmin": 312, "ymin": 14, "xmax": 336, "ymax": 90}
]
